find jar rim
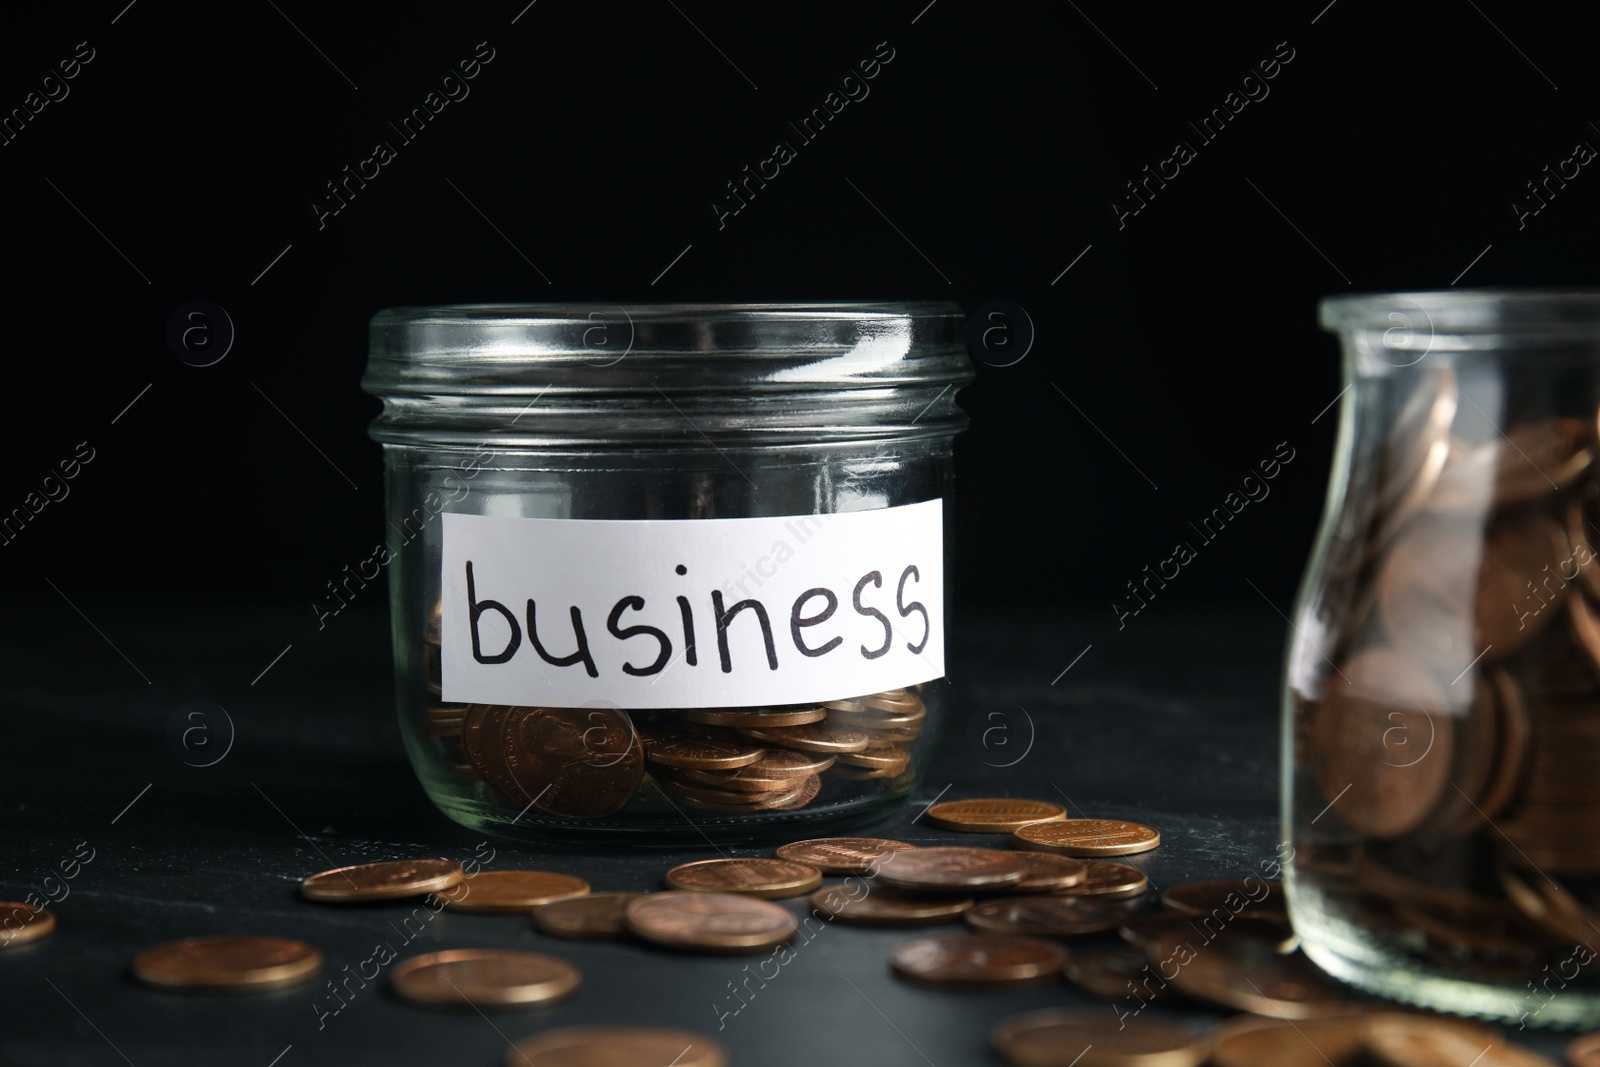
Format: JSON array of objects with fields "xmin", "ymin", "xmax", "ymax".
[{"xmin": 1320, "ymin": 289, "xmax": 1600, "ymax": 334}]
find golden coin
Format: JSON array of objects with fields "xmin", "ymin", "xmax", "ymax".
[
  {"xmin": 775, "ymin": 837, "xmax": 917, "ymax": 875},
  {"xmin": 1160, "ymin": 879, "xmax": 1285, "ymax": 922},
  {"xmin": 1010, "ymin": 853, "xmax": 1088, "ymax": 892},
  {"xmin": 1056, "ymin": 860, "xmax": 1148, "ymax": 898},
  {"xmin": 686, "ymin": 705, "xmax": 827, "ymax": 728},
  {"xmin": 809, "ymin": 885, "xmax": 972, "ymax": 926},
  {"xmin": 532, "ymin": 892, "xmax": 643, "ymax": 939},
  {"xmin": 1209, "ymin": 1015, "xmax": 1371, "ymax": 1067},
  {"xmin": 1310, "ymin": 647, "xmax": 1453, "ymax": 839},
  {"xmin": 641, "ymin": 724, "xmax": 766, "ymax": 770},
  {"xmin": 624, "ymin": 891, "xmax": 796, "ymax": 953},
  {"xmin": 872, "ymin": 846, "xmax": 1030, "ymax": 892},
  {"xmin": 1568, "ymin": 1031, "xmax": 1600, "ymax": 1067},
  {"xmin": 965, "ymin": 895, "xmax": 1137, "ymax": 938},
  {"xmin": 1362, "ymin": 1013, "xmax": 1553, "ymax": 1067},
  {"xmin": 665, "ymin": 858, "xmax": 821, "ymax": 898},
  {"xmin": 0, "ymin": 903, "xmax": 56, "ymax": 948},
  {"xmin": 300, "ymin": 859, "xmax": 464, "ymax": 902},
  {"xmin": 890, "ymin": 933, "xmax": 1066, "ymax": 989},
  {"xmin": 133, "ymin": 936, "xmax": 322, "ymax": 991},
  {"xmin": 442, "ymin": 871, "xmax": 590, "ymax": 914},
  {"xmin": 390, "ymin": 949, "xmax": 580, "ymax": 1008},
  {"xmin": 992, "ymin": 1009, "xmax": 1208, "ymax": 1067},
  {"xmin": 506, "ymin": 1026, "xmax": 728, "ymax": 1067},
  {"xmin": 926, "ymin": 798, "xmax": 1068, "ymax": 833},
  {"xmin": 1013, "ymin": 819, "xmax": 1160, "ymax": 856},
  {"xmin": 736, "ymin": 720, "xmax": 872, "ymax": 754}
]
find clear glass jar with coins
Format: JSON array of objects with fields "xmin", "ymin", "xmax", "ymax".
[
  {"xmin": 1288, "ymin": 291, "xmax": 1600, "ymax": 1026},
  {"xmin": 362, "ymin": 304, "xmax": 972, "ymax": 843}
]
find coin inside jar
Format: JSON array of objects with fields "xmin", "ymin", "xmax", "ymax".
[
  {"xmin": 641, "ymin": 724, "xmax": 767, "ymax": 770},
  {"xmin": 504, "ymin": 706, "xmax": 646, "ymax": 818},
  {"xmin": 872, "ymin": 847, "xmax": 1030, "ymax": 892},
  {"xmin": 735, "ymin": 720, "xmax": 872, "ymax": 754},
  {"xmin": 300, "ymin": 859, "xmax": 464, "ymax": 902},
  {"xmin": 685, "ymin": 705, "xmax": 827, "ymax": 728},
  {"xmin": 390, "ymin": 949, "xmax": 581, "ymax": 1008},
  {"xmin": 0, "ymin": 903, "xmax": 56, "ymax": 947},
  {"xmin": 624, "ymin": 891, "xmax": 797, "ymax": 953},
  {"xmin": 505, "ymin": 1026, "xmax": 728, "ymax": 1067},
  {"xmin": 532, "ymin": 892, "xmax": 644, "ymax": 940},
  {"xmin": 133, "ymin": 936, "xmax": 323, "ymax": 991},
  {"xmin": 926, "ymin": 797, "xmax": 1068, "ymax": 833},
  {"xmin": 775, "ymin": 837, "xmax": 917, "ymax": 875},
  {"xmin": 890, "ymin": 933, "xmax": 1066, "ymax": 988},
  {"xmin": 991, "ymin": 1009, "xmax": 1209, "ymax": 1067},
  {"xmin": 664, "ymin": 858, "xmax": 822, "ymax": 898},
  {"xmin": 1013, "ymin": 819, "xmax": 1161, "ymax": 856},
  {"xmin": 441, "ymin": 871, "xmax": 590, "ymax": 914}
]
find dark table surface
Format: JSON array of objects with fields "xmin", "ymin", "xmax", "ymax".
[{"xmin": 0, "ymin": 606, "xmax": 1573, "ymax": 1065}]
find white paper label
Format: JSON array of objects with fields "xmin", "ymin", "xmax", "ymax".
[{"xmin": 440, "ymin": 500, "xmax": 944, "ymax": 710}]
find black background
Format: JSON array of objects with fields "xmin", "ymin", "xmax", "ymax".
[{"xmin": 5, "ymin": 0, "xmax": 1600, "ymax": 618}]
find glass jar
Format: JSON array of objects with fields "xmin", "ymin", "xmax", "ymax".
[
  {"xmin": 361, "ymin": 303, "xmax": 973, "ymax": 844},
  {"xmin": 1289, "ymin": 290, "xmax": 1600, "ymax": 1027}
]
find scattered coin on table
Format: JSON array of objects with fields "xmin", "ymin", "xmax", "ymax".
[
  {"xmin": 1120, "ymin": 913, "xmax": 1299, "ymax": 956},
  {"xmin": 1569, "ymin": 1031, "xmax": 1600, "ymax": 1067},
  {"xmin": 1009, "ymin": 852, "xmax": 1089, "ymax": 893},
  {"xmin": 390, "ymin": 949, "xmax": 581, "ymax": 1008},
  {"xmin": 990, "ymin": 1008, "xmax": 1209, "ymax": 1067},
  {"xmin": 1158, "ymin": 927, "xmax": 1344, "ymax": 1018},
  {"xmin": 925, "ymin": 797, "xmax": 1068, "ymax": 833},
  {"xmin": 810, "ymin": 885, "xmax": 974, "ymax": 926},
  {"xmin": 889, "ymin": 932, "xmax": 1066, "ymax": 988},
  {"xmin": 1013, "ymin": 819, "xmax": 1161, "ymax": 856},
  {"xmin": 505, "ymin": 1025, "xmax": 727, "ymax": 1067},
  {"xmin": 133, "ymin": 936, "xmax": 323, "ymax": 992},
  {"xmin": 624, "ymin": 891, "xmax": 796, "ymax": 952},
  {"xmin": 1056, "ymin": 860, "xmax": 1149, "ymax": 898},
  {"xmin": 774, "ymin": 836, "xmax": 917, "ymax": 874},
  {"xmin": 664, "ymin": 858, "xmax": 822, "ymax": 898},
  {"xmin": 1361, "ymin": 1012, "xmax": 1554, "ymax": 1067},
  {"xmin": 1063, "ymin": 943, "xmax": 1175, "ymax": 1002},
  {"xmin": 1206, "ymin": 1014, "xmax": 1371, "ymax": 1067},
  {"xmin": 300, "ymin": 858, "xmax": 464, "ymax": 902},
  {"xmin": 532, "ymin": 892, "xmax": 644, "ymax": 940},
  {"xmin": 872, "ymin": 846, "xmax": 1030, "ymax": 892},
  {"xmin": 440, "ymin": 870, "xmax": 590, "ymax": 913},
  {"xmin": 0, "ymin": 903, "xmax": 55, "ymax": 947},
  {"xmin": 965, "ymin": 895, "xmax": 1139, "ymax": 938}
]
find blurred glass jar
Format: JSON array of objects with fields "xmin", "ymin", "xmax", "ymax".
[
  {"xmin": 362, "ymin": 303, "xmax": 972, "ymax": 843},
  {"xmin": 1289, "ymin": 291, "xmax": 1600, "ymax": 1026}
]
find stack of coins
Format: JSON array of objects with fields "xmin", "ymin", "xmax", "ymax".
[
  {"xmin": 418, "ymin": 598, "xmax": 925, "ymax": 818},
  {"xmin": 1300, "ymin": 378, "xmax": 1600, "ymax": 979}
]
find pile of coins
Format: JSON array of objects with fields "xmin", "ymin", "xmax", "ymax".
[
  {"xmin": 422, "ymin": 602, "xmax": 924, "ymax": 819},
  {"xmin": 1299, "ymin": 375, "xmax": 1600, "ymax": 976}
]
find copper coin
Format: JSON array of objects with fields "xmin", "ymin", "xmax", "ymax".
[
  {"xmin": 667, "ymin": 749, "xmax": 834, "ymax": 792},
  {"xmin": 1209, "ymin": 1015, "xmax": 1371, "ymax": 1067},
  {"xmin": 1057, "ymin": 860, "xmax": 1149, "ymax": 898},
  {"xmin": 835, "ymin": 747, "xmax": 911, "ymax": 775},
  {"xmin": 390, "ymin": 949, "xmax": 580, "ymax": 1008},
  {"xmin": 1014, "ymin": 819, "xmax": 1160, "ymax": 856},
  {"xmin": 506, "ymin": 1026, "xmax": 728, "ymax": 1067},
  {"xmin": 685, "ymin": 705, "xmax": 827, "ymax": 728},
  {"xmin": 133, "ymin": 936, "xmax": 323, "ymax": 991},
  {"xmin": 851, "ymin": 705, "xmax": 928, "ymax": 730},
  {"xmin": 1568, "ymin": 494, "xmax": 1600, "ymax": 603},
  {"xmin": 1362, "ymin": 1013, "xmax": 1552, "ymax": 1067},
  {"xmin": 1429, "ymin": 417, "xmax": 1593, "ymax": 512},
  {"xmin": 462, "ymin": 704, "xmax": 532, "ymax": 803},
  {"xmin": 426, "ymin": 704, "xmax": 469, "ymax": 737},
  {"xmin": 763, "ymin": 773, "xmax": 823, "ymax": 811},
  {"xmin": 1379, "ymin": 367, "xmax": 1457, "ymax": 510},
  {"xmin": 736, "ymin": 720, "xmax": 872, "ymax": 754},
  {"xmin": 1568, "ymin": 1031, "xmax": 1600, "ymax": 1067},
  {"xmin": 809, "ymin": 885, "xmax": 973, "ymax": 926},
  {"xmin": 1374, "ymin": 519, "xmax": 1482, "ymax": 666},
  {"xmin": 624, "ymin": 891, "xmax": 796, "ymax": 953},
  {"xmin": 776, "ymin": 837, "xmax": 917, "ymax": 875},
  {"xmin": 864, "ymin": 688, "xmax": 923, "ymax": 711},
  {"xmin": 301, "ymin": 859, "xmax": 464, "ymax": 902},
  {"xmin": 889, "ymin": 933, "xmax": 1066, "ymax": 989},
  {"xmin": 1310, "ymin": 647, "xmax": 1453, "ymax": 839},
  {"xmin": 965, "ymin": 895, "xmax": 1137, "ymax": 938},
  {"xmin": 532, "ymin": 892, "xmax": 643, "ymax": 940},
  {"xmin": 1571, "ymin": 591, "xmax": 1600, "ymax": 672},
  {"xmin": 992, "ymin": 1009, "xmax": 1207, "ymax": 1067},
  {"xmin": 658, "ymin": 774, "xmax": 816, "ymax": 812},
  {"xmin": 1063, "ymin": 943, "xmax": 1173, "ymax": 1002},
  {"xmin": 0, "ymin": 903, "xmax": 56, "ymax": 948},
  {"xmin": 821, "ymin": 696, "xmax": 867, "ymax": 712},
  {"xmin": 1161, "ymin": 934, "xmax": 1344, "ymax": 1018},
  {"xmin": 1160, "ymin": 879, "xmax": 1285, "ymax": 922},
  {"xmin": 872, "ymin": 847, "xmax": 1030, "ymax": 892},
  {"xmin": 1477, "ymin": 512, "xmax": 1571, "ymax": 656},
  {"xmin": 442, "ymin": 871, "xmax": 590, "ymax": 914},
  {"xmin": 1011, "ymin": 853, "xmax": 1089, "ymax": 893},
  {"xmin": 926, "ymin": 798, "xmax": 1068, "ymax": 833},
  {"xmin": 1122, "ymin": 913, "xmax": 1299, "ymax": 956},
  {"xmin": 665, "ymin": 858, "xmax": 821, "ymax": 898},
  {"xmin": 641, "ymin": 723, "xmax": 766, "ymax": 770},
  {"xmin": 504, "ymin": 706, "xmax": 645, "ymax": 818}
]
